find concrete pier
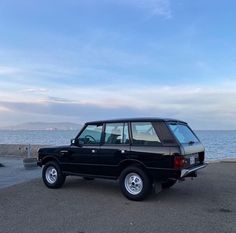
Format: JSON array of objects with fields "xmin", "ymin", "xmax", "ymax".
[{"xmin": 0, "ymin": 144, "xmax": 47, "ymax": 158}]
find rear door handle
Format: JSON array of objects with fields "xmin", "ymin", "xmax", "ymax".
[
  {"xmin": 120, "ymin": 150, "xmax": 126, "ymax": 154},
  {"xmin": 91, "ymin": 149, "xmax": 96, "ymax": 153}
]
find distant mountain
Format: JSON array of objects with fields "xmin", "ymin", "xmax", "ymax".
[{"xmin": 1, "ymin": 122, "xmax": 82, "ymax": 130}]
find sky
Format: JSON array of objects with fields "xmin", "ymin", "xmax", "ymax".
[{"xmin": 0, "ymin": 0, "xmax": 236, "ymax": 129}]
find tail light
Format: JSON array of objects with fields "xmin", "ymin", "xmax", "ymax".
[
  {"xmin": 174, "ymin": 156, "xmax": 185, "ymax": 169},
  {"xmin": 199, "ymin": 151, "xmax": 205, "ymax": 164}
]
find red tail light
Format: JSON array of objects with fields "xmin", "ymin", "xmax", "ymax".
[{"xmin": 174, "ymin": 156, "xmax": 185, "ymax": 169}]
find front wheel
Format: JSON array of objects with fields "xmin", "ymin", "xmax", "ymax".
[
  {"xmin": 119, "ymin": 166, "xmax": 151, "ymax": 201},
  {"xmin": 42, "ymin": 161, "xmax": 66, "ymax": 189}
]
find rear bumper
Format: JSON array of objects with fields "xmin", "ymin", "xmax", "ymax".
[{"xmin": 180, "ymin": 163, "xmax": 207, "ymax": 178}]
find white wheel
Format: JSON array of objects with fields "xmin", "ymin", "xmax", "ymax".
[
  {"xmin": 45, "ymin": 166, "xmax": 58, "ymax": 184},
  {"xmin": 124, "ymin": 173, "xmax": 143, "ymax": 195},
  {"xmin": 119, "ymin": 166, "xmax": 151, "ymax": 201},
  {"xmin": 42, "ymin": 161, "xmax": 66, "ymax": 189}
]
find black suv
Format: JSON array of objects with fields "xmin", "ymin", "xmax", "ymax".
[{"xmin": 38, "ymin": 118, "xmax": 206, "ymax": 201}]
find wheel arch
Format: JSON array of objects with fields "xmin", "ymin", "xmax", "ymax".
[
  {"xmin": 41, "ymin": 156, "xmax": 60, "ymax": 166},
  {"xmin": 118, "ymin": 159, "xmax": 148, "ymax": 175}
]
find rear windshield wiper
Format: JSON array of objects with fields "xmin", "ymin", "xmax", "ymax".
[{"xmin": 188, "ymin": 141, "xmax": 195, "ymax": 145}]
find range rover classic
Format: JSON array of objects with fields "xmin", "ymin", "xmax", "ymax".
[{"xmin": 37, "ymin": 118, "xmax": 206, "ymax": 201}]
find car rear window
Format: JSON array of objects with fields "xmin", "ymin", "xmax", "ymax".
[{"xmin": 168, "ymin": 123, "xmax": 199, "ymax": 144}]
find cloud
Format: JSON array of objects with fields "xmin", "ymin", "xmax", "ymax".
[
  {"xmin": 116, "ymin": 0, "xmax": 172, "ymax": 18},
  {"xmin": 0, "ymin": 44, "xmax": 154, "ymax": 85},
  {"xmin": 22, "ymin": 88, "xmax": 49, "ymax": 94},
  {"xmin": 47, "ymin": 96, "xmax": 73, "ymax": 103},
  {"xmin": 0, "ymin": 83, "xmax": 236, "ymax": 129},
  {"xmin": 0, "ymin": 66, "xmax": 20, "ymax": 75},
  {"xmin": 0, "ymin": 106, "xmax": 11, "ymax": 113},
  {"xmin": 138, "ymin": 0, "xmax": 172, "ymax": 18},
  {"xmin": 25, "ymin": 88, "xmax": 48, "ymax": 93}
]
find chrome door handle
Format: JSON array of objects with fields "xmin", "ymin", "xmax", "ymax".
[
  {"xmin": 120, "ymin": 150, "xmax": 126, "ymax": 154},
  {"xmin": 60, "ymin": 150, "xmax": 70, "ymax": 155},
  {"xmin": 92, "ymin": 149, "xmax": 96, "ymax": 153}
]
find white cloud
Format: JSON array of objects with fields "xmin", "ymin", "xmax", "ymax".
[
  {"xmin": 139, "ymin": 0, "xmax": 172, "ymax": 18},
  {"xmin": 0, "ymin": 66, "xmax": 20, "ymax": 75},
  {"xmin": 0, "ymin": 83, "xmax": 235, "ymax": 129},
  {"xmin": 21, "ymin": 88, "xmax": 49, "ymax": 94},
  {"xmin": 0, "ymin": 106, "xmax": 11, "ymax": 113},
  {"xmin": 117, "ymin": 0, "xmax": 172, "ymax": 18}
]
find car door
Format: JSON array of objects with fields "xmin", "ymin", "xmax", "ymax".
[
  {"xmin": 63, "ymin": 123, "xmax": 103, "ymax": 175},
  {"xmin": 99, "ymin": 122, "xmax": 130, "ymax": 177},
  {"xmin": 129, "ymin": 121, "xmax": 170, "ymax": 169}
]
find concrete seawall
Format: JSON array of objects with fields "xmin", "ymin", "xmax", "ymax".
[{"xmin": 0, "ymin": 144, "xmax": 48, "ymax": 158}]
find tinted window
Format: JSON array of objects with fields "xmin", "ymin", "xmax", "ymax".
[
  {"xmin": 168, "ymin": 123, "xmax": 199, "ymax": 144},
  {"xmin": 78, "ymin": 124, "xmax": 103, "ymax": 144},
  {"xmin": 104, "ymin": 123, "xmax": 129, "ymax": 144},
  {"xmin": 131, "ymin": 122, "xmax": 161, "ymax": 145}
]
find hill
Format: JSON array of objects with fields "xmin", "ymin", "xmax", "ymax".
[{"xmin": 1, "ymin": 122, "xmax": 82, "ymax": 130}]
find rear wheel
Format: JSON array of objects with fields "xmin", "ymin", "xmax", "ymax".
[
  {"xmin": 42, "ymin": 161, "xmax": 66, "ymax": 189},
  {"xmin": 161, "ymin": 179, "xmax": 177, "ymax": 189},
  {"xmin": 119, "ymin": 166, "xmax": 151, "ymax": 201}
]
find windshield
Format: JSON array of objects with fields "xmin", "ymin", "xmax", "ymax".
[{"xmin": 168, "ymin": 123, "xmax": 199, "ymax": 144}]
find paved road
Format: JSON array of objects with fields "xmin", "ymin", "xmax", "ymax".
[
  {"xmin": 0, "ymin": 162, "xmax": 235, "ymax": 233},
  {"xmin": 0, "ymin": 157, "xmax": 41, "ymax": 189}
]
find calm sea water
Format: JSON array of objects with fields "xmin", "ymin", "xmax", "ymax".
[{"xmin": 0, "ymin": 130, "xmax": 235, "ymax": 161}]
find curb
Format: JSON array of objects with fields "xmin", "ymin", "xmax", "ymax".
[{"xmin": 220, "ymin": 160, "xmax": 236, "ymax": 163}]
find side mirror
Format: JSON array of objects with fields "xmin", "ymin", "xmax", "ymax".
[
  {"xmin": 71, "ymin": 138, "xmax": 78, "ymax": 146},
  {"xmin": 71, "ymin": 138, "xmax": 84, "ymax": 146}
]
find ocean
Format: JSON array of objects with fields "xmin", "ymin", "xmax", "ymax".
[{"xmin": 0, "ymin": 130, "xmax": 235, "ymax": 161}]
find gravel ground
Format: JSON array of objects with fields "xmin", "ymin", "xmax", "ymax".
[{"xmin": 0, "ymin": 162, "xmax": 236, "ymax": 233}]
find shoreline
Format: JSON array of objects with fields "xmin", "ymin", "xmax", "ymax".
[{"xmin": 207, "ymin": 158, "xmax": 236, "ymax": 163}]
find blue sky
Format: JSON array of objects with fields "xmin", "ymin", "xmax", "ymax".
[{"xmin": 0, "ymin": 0, "xmax": 236, "ymax": 129}]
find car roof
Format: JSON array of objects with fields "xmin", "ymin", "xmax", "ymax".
[{"xmin": 86, "ymin": 117, "xmax": 187, "ymax": 125}]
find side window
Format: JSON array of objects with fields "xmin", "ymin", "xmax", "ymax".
[
  {"xmin": 131, "ymin": 122, "xmax": 161, "ymax": 146},
  {"xmin": 104, "ymin": 123, "xmax": 130, "ymax": 145},
  {"xmin": 78, "ymin": 124, "xmax": 103, "ymax": 144}
]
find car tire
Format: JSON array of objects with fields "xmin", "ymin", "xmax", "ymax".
[
  {"xmin": 42, "ymin": 161, "xmax": 66, "ymax": 189},
  {"xmin": 119, "ymin": 166, "xmax": 151, "ymax": 201},
  {"xmin": 161, "ymin": 179, "xmax": 177, "ymax": 189}
]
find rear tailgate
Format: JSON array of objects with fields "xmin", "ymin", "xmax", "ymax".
[
  {"xmin": 181, "ymin": 142, "xmax": 205, "ymax": 168},
  {"xmin": 178, "ymin": 142, "xmax": 207, "ymax": 178}
]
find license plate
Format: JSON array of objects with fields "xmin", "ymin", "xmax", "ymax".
[{"xmin": 190, "ymin": 156, "xmax": 195, "ymax": 165}]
